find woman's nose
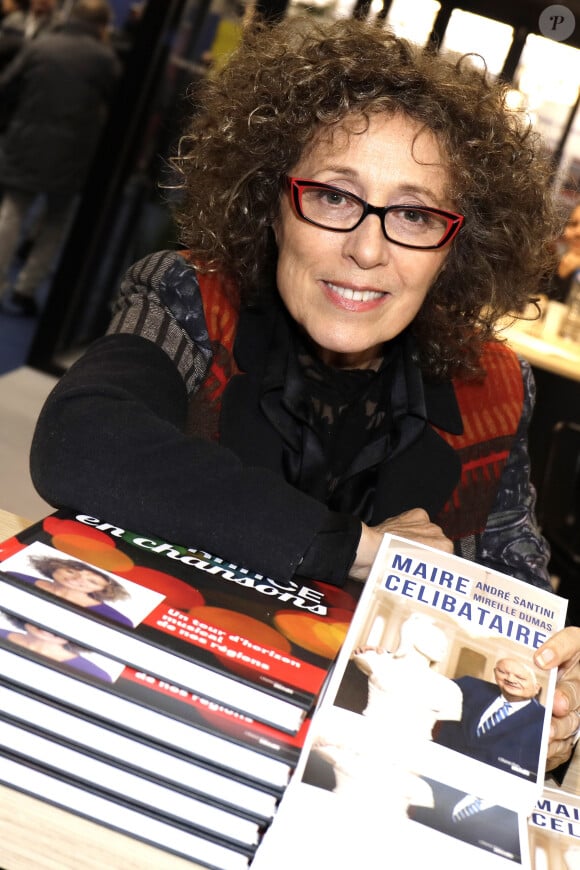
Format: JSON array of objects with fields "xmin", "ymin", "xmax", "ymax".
[{"xmin": 341, "ymin": 213, "xmax": 390, "ymax": 268}]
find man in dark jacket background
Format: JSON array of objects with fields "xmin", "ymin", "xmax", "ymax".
[{"xmin": 0, "ymin": 0, "xmax": 120, "ymax": 316}]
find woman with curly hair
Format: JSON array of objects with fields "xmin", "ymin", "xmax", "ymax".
[{"xmin": 30, "ymin": 16, "xmax": 579, "ymax": 769}]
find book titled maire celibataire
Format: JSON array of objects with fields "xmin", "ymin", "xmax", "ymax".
[
  {"xmin": 251, "ymin": 533, "xmax": 570, "ymax": 870},
  {"xmin": 0, "ymin": 509, "xmax": 362, "ymax": 869}
]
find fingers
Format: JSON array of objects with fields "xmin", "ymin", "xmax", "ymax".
[
  {"xmin": 546, "ymin": 684, "xmax": 580, "ymax": 770},
  {"xmin": 553, "ymin": 674, "xmax": 580, "ymax": 717},
  {"xmin": 534, "ymin": 627, "xmax": 580, "ymax": 769},
  {"xmin": 555, "ymin": 707, "xmax": 580, "ymax": 738},
  {"xmin": 351, "ymin": 509, "xmax": 452, "ymax": 581},
  {"xmin": 534, "ymin": 629, "xmax": 580, "ymax": 722},
  {"xmin": 546, "ymin": 735, "xmax": 576, "ymax": 771},
  {"xmin": 373, "ymin": 509, "xmax": 454, "ymax": 554},
  {"xmin": 534, "ymin": 627, "xmax": 580, "ymax": 671},
  {"xmin": 376, "ymin": 508, "xmax": 431, "ymax": 530}
]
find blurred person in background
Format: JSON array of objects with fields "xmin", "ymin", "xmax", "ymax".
[
  {"xmin": 0, "ymin": 0, "xmax": 59, "ymax": 70},
  {"xmin": 22, "ymin": 0, "xmax": 58, "ymax": 38},
  {"xmin": 548, "ymin": 202, "xmax": 580, "ymax": 304},
  {"xmin": 0, "ymin": 0, "xmax": 28, "ymax": 35},
  {"xmin": 0, "ymin": 0, "xmax": 120, "ymax": 317},
  {"xmin": 0, "ymin": 0, "xmax": 28, "ymax": 73}
]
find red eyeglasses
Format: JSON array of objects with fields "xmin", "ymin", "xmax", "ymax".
[{"xmin": 285, "ymin": 176, "xmax": 464, "ymax": 250}]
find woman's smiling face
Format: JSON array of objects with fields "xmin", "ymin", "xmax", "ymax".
[
  {"xmin": 274, "ymin": 112, "xmax": 455, "ymax": 369},
  {"xmin": 51, "ymin": 565, "xmax": 108, "ymax": 593}
]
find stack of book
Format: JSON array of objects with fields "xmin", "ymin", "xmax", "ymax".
[{"xmin": 0, "ymin": 510, "xmax": 362, "ymax": 869}]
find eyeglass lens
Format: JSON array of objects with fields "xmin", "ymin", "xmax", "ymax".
[{"xmin": 299, "ymin": 186, "xmax": 451, "ymax": 247}]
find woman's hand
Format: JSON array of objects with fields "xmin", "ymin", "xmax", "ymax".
[
  {"xmin": 534, "ymin": 627, "xmax": 580, "ymax": 770},
  {"xmin": 372, "ymin": 508, "xmax": 454, "ymax": 551},
  {"xmin": 349, "ymin": 508, "xmax": 453, "ymax": 582}
]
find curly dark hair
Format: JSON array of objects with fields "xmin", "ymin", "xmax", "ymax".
[
  {"xmin": 27, "ymin": 554, "xmax": 129, "ymax": 602},
  {"xmin": 172, "ymin": 15, "xmax": 560, "ymax": 379}
]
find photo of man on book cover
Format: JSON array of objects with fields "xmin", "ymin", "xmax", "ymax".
[{"xmin": 433, "ymin": 655, "xmax": 545, "ymax": 781}]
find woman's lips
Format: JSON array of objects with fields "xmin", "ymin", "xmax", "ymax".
[{"xmin": 323, "ymin": 280, "xmax": 388, "ymax": 311}]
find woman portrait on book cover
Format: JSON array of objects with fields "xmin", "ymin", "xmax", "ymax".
[
  {"xmin": 1, "ymin": 541, "xmax": 166, "ymax": 629},
  {"xmin": 0, "ymin": 610, "xmax": 123, "ymax": 683}
]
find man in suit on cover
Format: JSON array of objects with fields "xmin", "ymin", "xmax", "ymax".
[{"xmin": 434, "ymin": 656, "xmax": 544, "ymax": 779}]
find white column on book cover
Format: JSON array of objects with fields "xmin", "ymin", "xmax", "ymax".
[{"xmin": 366, "ymin": 615, "xmax": 385, "ymax": 648}]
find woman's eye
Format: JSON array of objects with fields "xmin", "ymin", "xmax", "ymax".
[
  {"xmin": 400, "ymin": 208, "xmax": 429, "ymax": 225},
  {"xmin": 319, "ymin": 190, "xmax": 348, "ymax": 207}
]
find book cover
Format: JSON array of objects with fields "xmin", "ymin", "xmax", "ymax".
[
  {"xmin": 251, "ymin": 533, "xmax": 567, "ymax": 869},
  {"xmin": 0, "ymin": 626, "xmax": 310, "ymax": 790},
  {"xmin": 0, "ymin": 510, "xmax": 361, "ymax": 732},
  {"xmin": 252, "ymin": 769, "xmax": 529, "ymax": 869},
  {"xmin": 528, "ymin": 784, "xmax": 580, "ymax": 869}
]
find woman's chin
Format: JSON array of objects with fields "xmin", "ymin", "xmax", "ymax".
[{"xmin": 313, "ymin": 340, "xmax": 385, "ymax": 370}]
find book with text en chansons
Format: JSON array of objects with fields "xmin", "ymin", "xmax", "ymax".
[{"xmin": 0, "ymin": 510, "xmax": 361, "ymax": 733}]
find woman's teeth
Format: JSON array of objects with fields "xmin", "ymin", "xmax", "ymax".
[{"xmin": 327, "ymin": 283, "xmax": 383, "ymax": 302}]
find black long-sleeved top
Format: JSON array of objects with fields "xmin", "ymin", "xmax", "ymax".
[{"xmin": 30, "ymin": 250, "xmax": 550, "ymax": 589}]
